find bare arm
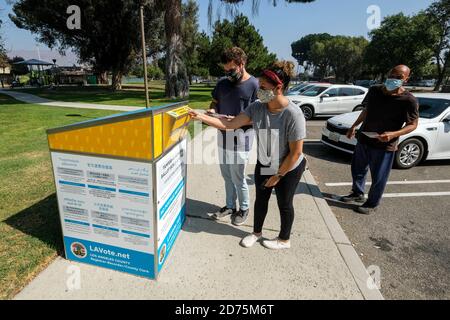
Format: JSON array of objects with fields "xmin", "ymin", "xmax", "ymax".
[
  {"xmin": 265, "ymin": 140, "xmax": 304, "ymax": 188},
  {"xmin": 346, "ymin": 108, "xmax": 367, "ymax": 139},
  {"xmin": 189, "ymin": 110, "xmax": 252, "ymax": 130},
  {"xmin": 378, "ymin": 119, "xmax": 419, "ymax": 142}
]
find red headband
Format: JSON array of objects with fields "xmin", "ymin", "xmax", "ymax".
[{"xmin": 262, "ymin": 69, "xmax": 283, "ymax": 86}]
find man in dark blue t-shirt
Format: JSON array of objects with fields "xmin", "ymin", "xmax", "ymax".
[{"xmin": 208, "ymin": 47, "xmax": 259, "ymax": 226}]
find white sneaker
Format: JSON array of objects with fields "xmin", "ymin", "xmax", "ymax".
[
  {"xmin": 240, "ymin": 233, "xmax": 262, "ymax": 248},
  {"xmin": 262, "ymin": 238, "xmax": 291, "ymax": 250}
]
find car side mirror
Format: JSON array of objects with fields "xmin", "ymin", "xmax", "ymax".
[
  {"xmin": 322, "ymin": 94, "xmax": 330, "ymax": 98},
  {"xmin": 444, "ymin": 115, "xmax": 450, "ymax": 123}
]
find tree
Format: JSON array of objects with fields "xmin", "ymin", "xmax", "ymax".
[
  {"xmin": 0, "ymin": 19, "xmax": 8, "ymax": 70},
  {"xmin": 195, "ymin": 32, "xmax": 212, "ymax": 79},
  {"xmin": 182, "ymin": 0, "xmax": 201, "ymax": 84},
  {"xmin": 160, "ymin": 0, "xmax": 189, "ymax": 99},
  {"xmin": 309, "ymin": 41, "xmax": 332, "ymax": 79},
  {"xmin": 10, "ymin": 0, "xmax": 164, "ymax": 91},
  {"xmin": 364, "ymin": 13, "xmax": 437, "ymax": 79},
  {"xmin": 291, "ymin": 33, "xmax": 333, "ymax": 76},
  {"xmin": 325, "ymin": 36, "xmax": 369, "ymax": 83},
  {"xmin": 208, "ymin": 15, "xmax": 276, "ymax": 77},
  {"xmin": 291, "ymin": 34, "xmax": 332, "ymax": 67},
  {"xmin": 427, "ymin": 0, "xmax": 450, "ymax": 90}
]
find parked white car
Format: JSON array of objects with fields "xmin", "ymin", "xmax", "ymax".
[
  {"xmin": 286, "ymin": 82, "xmax": 331, "ymax": 97},
  {"xmin": 321, "ymin": 93, "xmax": 450, "ymax": 169},
  {"xmin": 288, "ymin": 84, "xmax": 368, "ymax": 120}
]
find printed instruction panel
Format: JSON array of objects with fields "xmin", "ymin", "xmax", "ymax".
[{"xmin": 52, "ymin": 152, "xmax": 154, "ymax": 254}]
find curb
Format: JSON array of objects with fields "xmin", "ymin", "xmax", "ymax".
[{"xmin": 303, "ymin": 167, "xmax": 384, "ymax": 300}]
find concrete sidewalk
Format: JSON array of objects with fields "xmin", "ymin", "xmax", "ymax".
[
  {"xmin": 0, "ymin": 89, "xmax": 143, "ymax": 112},
  {"xmin": 14, "ymin": 129, "xmax": 383, "ymax": 300}
]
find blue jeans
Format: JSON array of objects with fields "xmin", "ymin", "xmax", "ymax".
[
  {"xmin": 351, "ymin": 142, "xmax": 395, "ymax": 208},
  {"xmin": 219, "ymin": 150, "xmax": 250, "ymax": 211}
]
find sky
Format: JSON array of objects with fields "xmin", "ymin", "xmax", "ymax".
[{"xmin": 0, "ymin": 0, "xmax": 436, "ymax": 66}]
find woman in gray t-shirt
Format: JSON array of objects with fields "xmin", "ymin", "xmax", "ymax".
[{"xmin": 190, "ymin": 61, "xmax": 307, "ymax": 250}]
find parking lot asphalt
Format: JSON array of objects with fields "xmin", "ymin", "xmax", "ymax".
[{"xmin": 304, "ymin": 118, "xmax": 450, "ymax": 300}]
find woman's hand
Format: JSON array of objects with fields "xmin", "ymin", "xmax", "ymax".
[
  {"xmin": 189, "ymin": 110, "xmax": 204, "ymax": 121},
  {"xmin": 264, "ymin": 175, "xmax": 281, "ymax": 188}
]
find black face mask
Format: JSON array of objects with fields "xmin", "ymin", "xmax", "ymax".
[{"xmin": 225, "ymin": 69, "xmax": 243, "ymax": 83}]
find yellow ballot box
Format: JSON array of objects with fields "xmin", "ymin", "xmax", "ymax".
[{"xmin": 47, "ymin": 102, "xmax": 191, "ymax": 279}]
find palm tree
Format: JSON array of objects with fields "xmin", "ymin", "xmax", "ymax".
[
  {"xmin": 208, "ymin": 0, "xmax": 316, "ymax": 25},
  {"xmin": 163, "ymin": 0, "xmax": 189, "ymax": 99},
  {"xmin": 162, "ymin": 0, "xmax": 316, "ymax": 99}
]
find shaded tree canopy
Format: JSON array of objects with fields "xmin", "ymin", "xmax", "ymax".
[{"xmin": 9, "ymin": 0, "xmax": 164, "ymax": 90}]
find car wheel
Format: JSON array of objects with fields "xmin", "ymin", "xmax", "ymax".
[
  {"xmin": 353, "ymin": 105, "xmax": 365, "ymax": 112},
  {"xmin": 301, "ymin": 105, "xmax": 314, "ymax": 120},
  {"xmin": 394, "ymin": 138, "xmax": 425, "ymax": 169}
]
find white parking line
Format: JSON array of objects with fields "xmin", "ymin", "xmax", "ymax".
[
  {"xmin": 325, "ymin": 180, "xmax": 450, "ymax": 187},
  {"xmin": 382, "ymin": 192, "xmax": 450, "ymax": 198}
]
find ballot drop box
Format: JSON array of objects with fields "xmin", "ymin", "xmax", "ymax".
[{"xmin": 47, "ymin": 102, "xmax": 191, "ymax": 279}]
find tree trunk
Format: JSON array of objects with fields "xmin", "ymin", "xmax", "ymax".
[
  {"xmin": 111, "ymin": 70, "xmax": 123, "ymax": 91},
  {"xmin": 164, "ymin": 0, "xmax": 189, "ymax": 99},
  {"xmin": 434, "ymin": 55, "xmax": 449, "ymax": 92},
  {"xmin": 97, "ymin": 72, "xmax": 108, "ymax": 85}
]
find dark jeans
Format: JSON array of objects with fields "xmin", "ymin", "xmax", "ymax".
[
  {"xmin": 351, "ymin": 142, "xmax": 395, "ymax": 208},
  {"xmin": 253, "ymin": 158, "xmax": 307, "ymax": 241}
]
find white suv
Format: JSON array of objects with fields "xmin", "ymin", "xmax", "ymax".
[{"xmin": 288, "ymin": 84, "xmax": 368, "ymax": 120}]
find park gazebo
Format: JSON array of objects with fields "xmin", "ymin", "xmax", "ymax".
[{"xmin": 13, "ymin": 58, "xmax": 54, "ymax": 86}]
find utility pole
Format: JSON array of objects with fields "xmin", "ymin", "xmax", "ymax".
[{"xmin": 140, "ymin": 2, "xmax": 150, "ymax": 108}]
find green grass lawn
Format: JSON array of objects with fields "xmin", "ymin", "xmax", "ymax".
[
  {"xmin": 0, "ymin": 94, "xmax": 123, "ymax": 299},
  {"xmin": 20, "ymin": 82, "xmax": 213, "ymax": 110},
  {"xmin": 0, "ymin": 85, "xmax": 212, "ymax": 299}
]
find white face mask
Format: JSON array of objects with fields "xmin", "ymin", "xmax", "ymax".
[{"xmin": 257, "ymin": 88, "xmax": 276, "ymax": 103}]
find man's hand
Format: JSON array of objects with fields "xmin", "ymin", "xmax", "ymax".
[
  {"xmin": 346, "ymin": 126, "xmax": 357, "ymax": 139},
  {"xmin": 264, "ymin": 175, "xmax": 281, "ymax": 188},
  {"xmin": 378, "ymin": 132, "xmax": 396, "ymax": 143}
]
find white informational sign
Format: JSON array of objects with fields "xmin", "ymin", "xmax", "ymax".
[
  {"xmin": 155, "ymin": 139, "xmax": 187, "ymax": 271},
  {"xmin": 51, "ymin": 152, "xmax": 155, "ymax": 278}
]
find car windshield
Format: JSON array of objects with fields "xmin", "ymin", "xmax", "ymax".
[
  {"xmin": 289, "ymin": 84, "xmax": 308, "ymax": 92},
  {"xmin": 286, "ymin": 84, "xmax": 314, "ymax": 96},
  {"xmin": 418, "ymin": 98, "xmax": 450, "ymax": 119},
  {"xmin": 301, "ymin": 86, "xmax": 330, "ymax": 97}
]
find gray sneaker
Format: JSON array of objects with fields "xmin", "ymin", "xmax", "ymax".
[
  {"xmin": 232, "ymin": 209, "xmax": 249, "ymax": 226},
  {"xmin": 212, "ymin": 207, "xmax": 236, "ymax": 220}
]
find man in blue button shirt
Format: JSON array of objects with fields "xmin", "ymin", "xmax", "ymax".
[{"xmin": 208, "ymin": 47, "xmax": 259, "ymax": 226}]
